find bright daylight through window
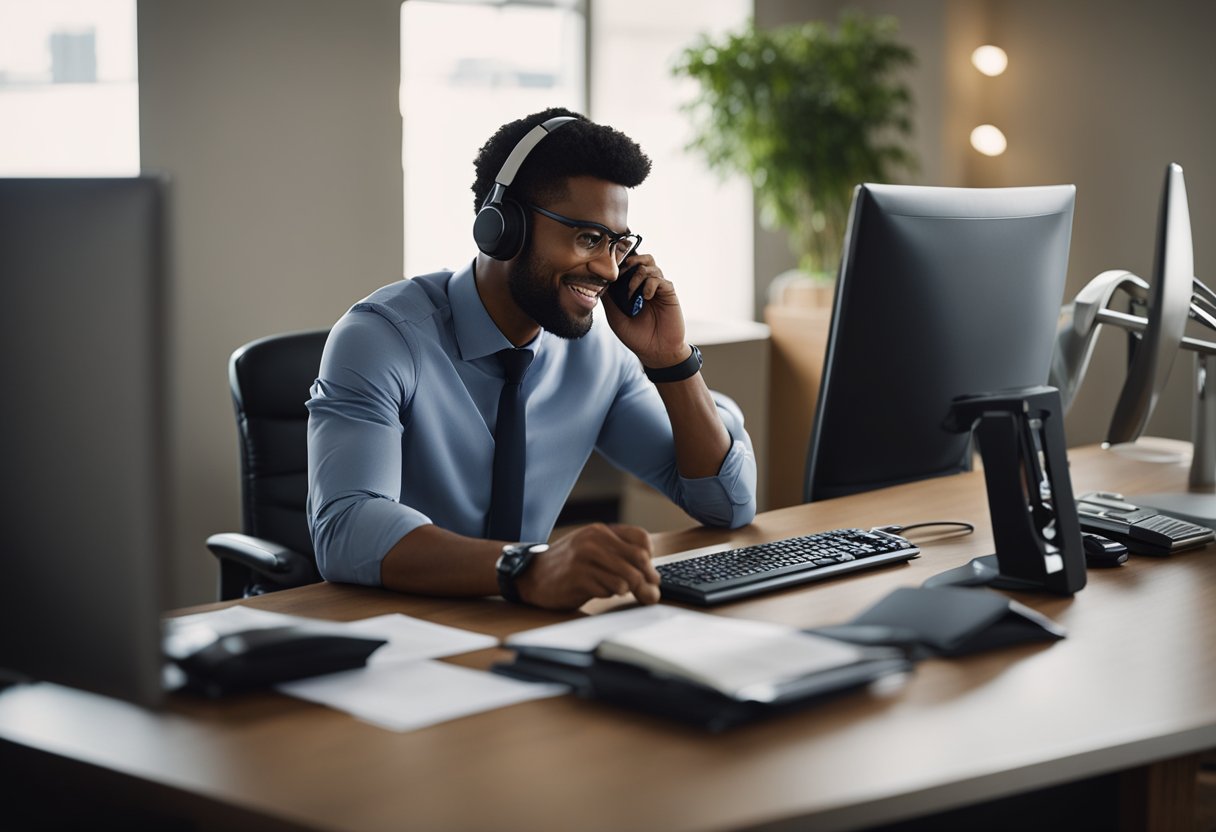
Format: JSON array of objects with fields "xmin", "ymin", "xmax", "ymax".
[
  {"xmin": 0, "ymin": 0, "xmax": 139, "ymax": 177},
  {"xmin": 401, "ymin": 0, "xmax": 587, "ymax": 279},
  {"xmin": 400, "ymin": 0, "xmax": 751, "ymax": 322}
]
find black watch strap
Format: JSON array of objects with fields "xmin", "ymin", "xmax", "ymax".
[
  {"xmin": 644, "ymin": 344, "xmax": 702, "ymax": 384},
  {"xmin": 497, "ymin": 572, "xmax": 524, "ymax": 604}
]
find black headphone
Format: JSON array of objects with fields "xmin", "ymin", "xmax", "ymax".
[{"xmin": 473, "ymin": 115, "xmax": 576, "ymax": 261}]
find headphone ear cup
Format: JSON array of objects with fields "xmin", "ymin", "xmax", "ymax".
[
  {"xmin": 474, "ymin": 204, "xmax": 505, "ymax": 258},
  {"xmin": 474, "ymin": 198, "xmax": 528, "ymax": 260}
]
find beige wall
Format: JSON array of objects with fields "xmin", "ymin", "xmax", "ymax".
[
  {"xmin": 754, "ymin": 0, "xmax": 1215, "ymax": 447},
  {"xmin": 973, "ymin": 0, "xmax": 1216, "ymax": 446},
  {"xmin": 138, "ymin": 0, "xmax": 403, "ymax": 607}
]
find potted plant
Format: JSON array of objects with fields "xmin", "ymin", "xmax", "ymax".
[
  {"xmin": 673, "ymin": 13, "xmax": 917, "ymax": 290},
  {"xmin": 674, "ymin": 14, "xmax": 917, "ymax": 508}
]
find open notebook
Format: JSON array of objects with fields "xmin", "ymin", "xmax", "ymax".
[
  {"xmin": 595, "ymin": 614, "xmax": 869, "ymax": 703},
  {"xmin": 497, "ymin": 606, "xmax": 912, "ymax": 730}
]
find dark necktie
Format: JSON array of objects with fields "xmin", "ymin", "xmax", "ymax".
[{"xmin": 486, "ymin": 348, "xmax": 533, "ymax": 541}]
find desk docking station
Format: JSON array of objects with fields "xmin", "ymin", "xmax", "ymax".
[{"xmin": 924, "ymin": 386, "xmax": 1088, "ymax": 595}]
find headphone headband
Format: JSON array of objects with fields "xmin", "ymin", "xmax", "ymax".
[{"xmin": 493, "ymin": 115, "xmax": 577, "ymax": 189}]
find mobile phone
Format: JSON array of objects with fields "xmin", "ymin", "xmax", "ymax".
[{"xmin": 608, "ymin": 260, "xmax": 645, "ymax": 317}]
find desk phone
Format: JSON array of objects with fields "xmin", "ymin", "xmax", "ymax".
[{"xmin": 1076, "ymin": 492, "xmax": 1215, "ymax": 556}]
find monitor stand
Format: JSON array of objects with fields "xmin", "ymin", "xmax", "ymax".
[
  {"xmin": 1133, "ymin": 354, "xmax": 1216, "ymax": 528},
  {"xmin": 923, "ymin": 554, "xmax": 1052, "ymax": 592},
  {"xmin": 923, "ymin": 387, "xmax": 1088, "ymax": 596},
  {"xmin": 1106, "ymin": 382, "xmax": 1216, "ymax": 529}
]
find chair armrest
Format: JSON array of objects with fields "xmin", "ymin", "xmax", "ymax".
[{"xmin": 205, "ymin": 532, "xmax": 317, "ymax": 588}]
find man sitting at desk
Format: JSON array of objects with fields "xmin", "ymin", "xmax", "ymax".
[{"xmin": 306, "ymin": 108, "xmax": 756, "ymax": 610}]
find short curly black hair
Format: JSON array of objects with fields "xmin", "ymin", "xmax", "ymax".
[{"xmin": 471, "ymin": 107, "xmax": 651, "ymax": 213}]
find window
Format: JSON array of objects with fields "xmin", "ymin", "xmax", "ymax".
[
  {"xmin": 399, "ymin": 0, "xmax": 751, "ymax": 321},
  {"xmin": 401, "ymin": 0, "xmax": 587, "ymax": 277},
  {"xmin": 591, "ymin": 0, "xmax": 751, "ymax": 322},
  {"xmin": 0, "ymin": 0, "xmax": 139, "ymax": 176}
]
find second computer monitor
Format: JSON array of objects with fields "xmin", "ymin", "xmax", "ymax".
[
  {"xmin": 1106, "ymin": 162, "xmax": 1194, "ymax": 445},
  {"xmin": 805, "ymin": 183, "xmax": 1076, "ymax": 502},
  {"xmin": 0, "ymin": 177, "xmax": 168, "ymax": 707}
]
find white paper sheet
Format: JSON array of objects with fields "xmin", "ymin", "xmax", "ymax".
[
  {"xmin": 504, "ymin": 604, "xmax": 691, "ymax": 652},
  {"xmin": 277, "ymin": 659, "xmax": 568, "ymax": 732},
  {"xmin": 342, "ymin": 614, "xmax": 498, "ymax": 665}
]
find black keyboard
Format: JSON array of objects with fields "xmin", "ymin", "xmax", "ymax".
[{"xmin": 656, "ymin": 528, "xmax": 919, "ymax": 606}]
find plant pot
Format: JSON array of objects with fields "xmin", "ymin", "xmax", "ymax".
[{"xmin": 767, "ymin": 268, "xmax": 836, "ymax": 310}]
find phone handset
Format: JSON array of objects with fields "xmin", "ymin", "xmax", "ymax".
[{"xmin": 607, "ymin": 257, "xmax": 645, "ymax": 317}]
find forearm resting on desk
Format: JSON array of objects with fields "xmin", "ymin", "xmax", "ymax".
[
  {"xmin": 380, "ymin": 523, "xmax": 661, "ymax": 610},
  {"xmin": 380, "ymin": 524, "xmax": 502, "ymax": 596}
]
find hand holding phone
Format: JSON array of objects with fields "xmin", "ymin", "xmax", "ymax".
[{"xmin": 607, "ymin": 260, "xmax": 645, "ymax": 317}]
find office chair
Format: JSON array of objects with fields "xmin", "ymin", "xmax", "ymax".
[{"xmin": 206, "ymin": 329, "xmax": 328, "ymax": 600}]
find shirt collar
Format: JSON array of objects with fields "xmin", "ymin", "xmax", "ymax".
[{"xmin": 450, "ymin": 258, "xmax": 543, "ymax": 361}]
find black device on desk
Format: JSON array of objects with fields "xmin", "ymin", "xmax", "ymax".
[
  {"xmin": 657, "ymin": 528, "xmax": 919, "ymax": 606},
  {"xmin": 1076, "ymin": 492, "xmax": 1215, "ymax": 555},
  {"xmin": 173, "ymin": 627, "xmax": 386, "ymax": 697},
  {"xmin": 1081, "ymin": 534, "xmax": 1129, "ymax": 567}
]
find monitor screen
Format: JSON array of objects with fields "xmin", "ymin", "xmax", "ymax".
[
  {"xmin": 806, "ymin": 183, "xmax": 1076, "ymax": 502},
  {"xmin": 0, "ymin": 178, "xmax": 168, "ymax": 708},
  {"xmin": 1106, "ymin": 162, "xmax": 1193, "ymax": 445}
]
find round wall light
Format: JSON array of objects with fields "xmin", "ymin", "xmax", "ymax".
[
  {"xmin": 970, "ymin": 124, "xmax": 1008, "ymax": 156},
  {"xmin": 971, "ymin": 45, "xmax": 1008, "ymax": 77}
]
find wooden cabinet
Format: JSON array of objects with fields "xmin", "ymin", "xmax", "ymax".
[{"xmin": 764, "ymin": 302, "xmax": 832, "ymax": 509}]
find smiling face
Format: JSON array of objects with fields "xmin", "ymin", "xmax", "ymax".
[{"xmin": 506, "ymin": 175, "xmax": 629, "ymax": 340}]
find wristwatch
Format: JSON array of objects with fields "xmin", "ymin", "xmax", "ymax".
[
  {"xmin": 495, "ymin": 542, "xmax": 549, "ymax": 604},
  {"xmin": 643, "ymin": 344, "xmax": 703, "ymax": 383}
]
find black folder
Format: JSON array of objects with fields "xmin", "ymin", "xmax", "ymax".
[
  {"xmin": 493, "ymin": 644, "xmax": 911, "ymax": 732},
  {"xmin": 812, "ymin": 586, "xmax": 1066, "ymax": 659}
]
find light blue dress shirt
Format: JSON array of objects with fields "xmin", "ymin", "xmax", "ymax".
[{"xmin": 306, "ymin": 261, "xmax": 757, "ymax": 586}]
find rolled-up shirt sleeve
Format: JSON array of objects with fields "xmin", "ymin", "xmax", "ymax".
[
  {"xmin": 306, "ymin": 310, "xmax": 430, "ymax": 586},
  {"xmin": 596, "ymin": 359, "xmax": 757, "ymax": 529}
]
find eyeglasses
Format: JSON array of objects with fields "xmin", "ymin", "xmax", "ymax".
[{"xmin": 525, "ymin": 203, "xmax": 642, "ymax": 266}]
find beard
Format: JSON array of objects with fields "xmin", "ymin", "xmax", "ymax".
[{"xmin": 506, "ymin": 244, "xmax": 594, "ymax": 340}]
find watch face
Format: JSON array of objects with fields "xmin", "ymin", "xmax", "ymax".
[{"xmin": 499, "ymin": 543, "xmax": 549, "ymax": 578}]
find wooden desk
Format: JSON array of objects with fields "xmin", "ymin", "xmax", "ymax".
[{"xmin": 2, "ymin": 446, "xmax": 1214, "ymax": 831}]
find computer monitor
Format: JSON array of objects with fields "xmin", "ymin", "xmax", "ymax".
[
  {"xmin": 1103, "ymin": 163, "xmax": 1216, "ymax": 526},
  {"xmin": 0, "ymin": 178, "xmax": 169, "ymax": 708},
  {"xmin": 1106, "ymin": 162, "xmax": 1193, "ymax": 445},
  {"xmin": 805, "ymin": 183, "xmax": 1077, "ymax": 502}
]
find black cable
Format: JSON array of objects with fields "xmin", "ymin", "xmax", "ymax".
[{"xmin": 872, "ymin": 521, "xmax": 975, "ymax": 538}]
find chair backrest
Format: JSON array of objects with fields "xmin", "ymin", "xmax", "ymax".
[{"xmin": 229, "ymin": 329, "xmax": 329, "ymax": 567}]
